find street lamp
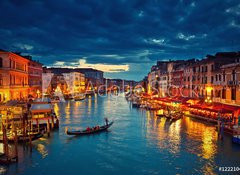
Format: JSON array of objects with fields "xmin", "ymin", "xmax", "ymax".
[{"xmin": 205, "ymin": 96, "xmax": 212, "ymax": 104}]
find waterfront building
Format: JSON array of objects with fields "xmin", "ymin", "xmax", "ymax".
[
  {"xmin": 157, "ymin": 62, "xmax": 168, "ymax": 97},
  {"xmin": 42, "ymin": 72, "xmax": 54, "ymax": 96},
  {"xmin": 218, "ymin": 58, "xmax": 240, "ymax": 105},
  {"xmin": 46, "ymin": 67, "xmax": 104, "ymax": 90},
  {"xmin": 62, "ymin": 72, "xmax": 85, "ymax": 94},
  {"xmin": 146, "ymin": 51, "xmax": 240, "ymax": 106},
  {"xmin": 76, "ymin": 68, "xmax": 104, "ymax": 89},
  {"xmin": 26, "ymin": 56, "xmax": 43, "ymax": 98},
  {"xmin": 0, "ymin": 51, "xmax": 29, "ymax": 102},
  {"xmin": 193, "ymin": 52, "xmax": 238, "ymax": 101},
  {"xmin": 171, "ymin": 65, "xmax": 184, "ymax": 97},
  {"xmin": 147, "ymin": 65, "xmax": 158, "ymax": 94}
]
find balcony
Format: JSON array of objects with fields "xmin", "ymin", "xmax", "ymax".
[{"xmin": 228, "ymin": 80, "xmax": 238, "ymax": 86}]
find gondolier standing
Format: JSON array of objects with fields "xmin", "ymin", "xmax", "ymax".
[{"xmin": 105, "ymin": 118, "xmax": 109, "ymax": 126}]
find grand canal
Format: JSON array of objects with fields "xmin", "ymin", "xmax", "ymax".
[{"xmin": 1, "ymin": 94, "xmax": 240, "ymax": 175}]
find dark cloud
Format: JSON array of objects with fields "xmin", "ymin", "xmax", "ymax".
[{"xmin": 0, "ymin": 0, "xmax": 240, "ymax": 80}]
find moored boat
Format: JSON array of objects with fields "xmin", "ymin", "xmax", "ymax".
[
  {"xmin": 74, "ymin": 94, "xmax": 86, "ymax": 101},
  {"xmin": 156, "ymin": 114, "xmax": 165, "ymax": 117},
  {"xmin": 164, "ymin": 113, "xmax": 172, "ymax": 120},
  {"xmin": 170, "ymin": 114, "xmax": 182, "ymax": 122},
  {"xmin": 66, "ymin": 121, "xmax": 114, "ymax": 135},
  {"xmin": 232, "ymin": 135, "xmax": 240, "ymax": 144},
  {"xmin": 132, "ymin": 102, "xmax": 141, "ymax": 108}
]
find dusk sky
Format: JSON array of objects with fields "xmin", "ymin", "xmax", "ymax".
[{"xmin": 0, "ymin": 0, "xmax": 240, "ymax": 81}]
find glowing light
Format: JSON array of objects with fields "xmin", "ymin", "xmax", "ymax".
[{"xmin": 206, "ymin": 86, "xmax": 213, "ymax": 93}]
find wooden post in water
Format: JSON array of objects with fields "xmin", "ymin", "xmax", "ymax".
[
  {"xmin": 29, "ymin": 121, "xmax": 32, "ymax": 152},
  {"xmin": 13, "ymin": 129, "xmax": 18, "ymax": 162},
  {"xmin": 220, "ymin": 121, "xmax": 224, "ymax": 140},
  {"xmin": 37, "ymin": 118, "xmax": 39, "ymax": 133},
  {"xmin": 51, "ymin": 115, "xmax": 54, "ymax": 129},
  {"xmin": 2, "ymin": 123, "xmax": 9, "ymax": 160},
  {"xmin": 47, "ymin": 119, "xmax": 50, "ymax": 137},
  {"xmin": 22, "ymin": 113, "xmax": 26, "ymax": 143}
]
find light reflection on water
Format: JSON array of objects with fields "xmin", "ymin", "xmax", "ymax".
[{"xmin": 1, "ymin": 95, "xmax": 240, "ymax": 175}]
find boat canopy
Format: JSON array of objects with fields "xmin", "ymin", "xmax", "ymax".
[
  {"xmin": 33, "ymin": 97, "xmax": 51, "ymax": 103},
  {"xmin": 30, "ymin": 104, "xmax": 52, "ymax": 113}
]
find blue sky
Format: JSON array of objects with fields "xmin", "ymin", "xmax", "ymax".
[{"xmin": 0, "ymin": 0, "xmax": 240, "ymax": 80}]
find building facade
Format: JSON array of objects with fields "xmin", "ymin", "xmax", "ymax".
[
  {"xmin": 0, "ymin": 51, "xmax": 29, "ymax": 102},
  {"xmin": 27, "ymin": 56, "xmax": 43, "ymax": 98},
  {"xmin": 146, "ymin": 51, "xmax": 240, "ymax": 106},
  {"xmin": 62, "ymin": 72, "xmax": 85, "ymax": 94}
]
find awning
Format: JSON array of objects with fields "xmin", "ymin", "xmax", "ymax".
[{"xmin": 30, "ymin": 104, "xmax": 52, "ymax": 113}]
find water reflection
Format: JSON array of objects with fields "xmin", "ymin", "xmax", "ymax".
[
  {"xmin": 36, "ymin": 144, "xmax": 48, "ymax": 158},
  {"xmin": 2, "ymin": 95, "xmax": 240, "ymax": 175}
]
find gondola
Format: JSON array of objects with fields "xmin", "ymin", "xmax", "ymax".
[
  {"xmin": 66, "ymin": 121, "xmax": 114, "ymax": 135},
  {"xmin": 164, "ymin": 113, "xmax": 172, "ymax": 120},
  {"xmin": 170, "ymin": 115, "xmax": 182, "ymax": 122},
  {"xmin": 156, "ymin": 114, "xmax": 165, "ymax": 117}
]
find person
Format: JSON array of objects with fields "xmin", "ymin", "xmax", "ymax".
[
  {"xmin": 86, "ymin": 127, "xmax": 91, "ymax": 132},
  {"xmin": 105, "ymin": 118, "xmax": 109, "ymax": 126}
]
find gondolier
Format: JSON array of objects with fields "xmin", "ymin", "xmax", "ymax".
[{"xmin": 105, "ymin": 118, "xmax": 109, "ymax": 126}]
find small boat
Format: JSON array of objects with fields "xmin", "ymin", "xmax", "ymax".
[
  {"xmin": 164, "ymin": 112, "xmax": 172, "ymax": 120},
  {"xmin": 51, "ymin": 96, "xmax": 60, "ymax": 103},
  {"xmin": 85, "ymin": 90, "xmax": 95, "ymax": 96},
  {"xmin": 170, "ymin": 114, "xmax": 182, "ymax": 122},
  {"xmin": 232, "ymin": 135, "xmax": 240, "ymax": 144},
  {"xmin": 74, "ymin": 94, "xmax": 85, "ymax": 101},
  {"xmin": 156, "ymin": 114, "xmax": 165, "ymax": 117},
  {"xmin": 66, "ymin": 121, "xmax": 114, "ymax": 135},
  {"xmin": 132, "ymin": 102, "xmax": 141, "ymax": 108}
]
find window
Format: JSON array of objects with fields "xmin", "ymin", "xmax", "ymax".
[
  {"xmin": 193, "ymin": 67, "xmax": 196, "ymax": 73},
  {"xmin": 205, "ymin": 66, "xmax": 208, "ymax": 72},
  {"xmin": 0, "ymin": 74, "xmax": 2, "ymax": 86},
  {"xmin": 222, "ymin": 89, "xmax": 226, "ymax": 99},
  {"xmin": 211, "ymin": 76, "xmax": 214, "ymax": 83},
  {"xmin": 231, "ymin": 87, "xmax": 236, "ymax": 100},
  {"xmin": 215, "ymin": 75, "xmax": 218, "ymax": 81},
  {"xmin": 192, "ymin": 76, "xmax": 195, "ymax": 81},
  {"xmin": 211, "ymin": 64, "xmax": 214, "ymax": 71},
  {"xmin": 0, "ymin": 57, "xmax": 3, "ymax": 67},
  {"xmin": 219, "ymin": 74, "xmax": 221, "ymax": 81},
  {"xmin": 232, "ymin": 70, "xmax": 236, "ymax": 81},
  {"xmin": 223, "ymin": 71, "xmax": 226, "ymax": 81}
]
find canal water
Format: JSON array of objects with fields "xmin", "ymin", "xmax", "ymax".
[{"xmin": 1, "ymin": 94, "xmax": 240, "ymax": 175}]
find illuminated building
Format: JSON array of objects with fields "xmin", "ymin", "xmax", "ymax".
[
  {"xmin": 62, "ymin": 72, "xmax": 85, "ymax": 94},
  {"xmin": 27, "ymin": 56, "xmax": 43, "ymax": 98},
  {"xmin": 0, "ymin": 51, "xmax": 29, "ymax": 101},
  {"xmin": 146, "ymin": 51, "xmax": 240, "ymax": 106}
]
